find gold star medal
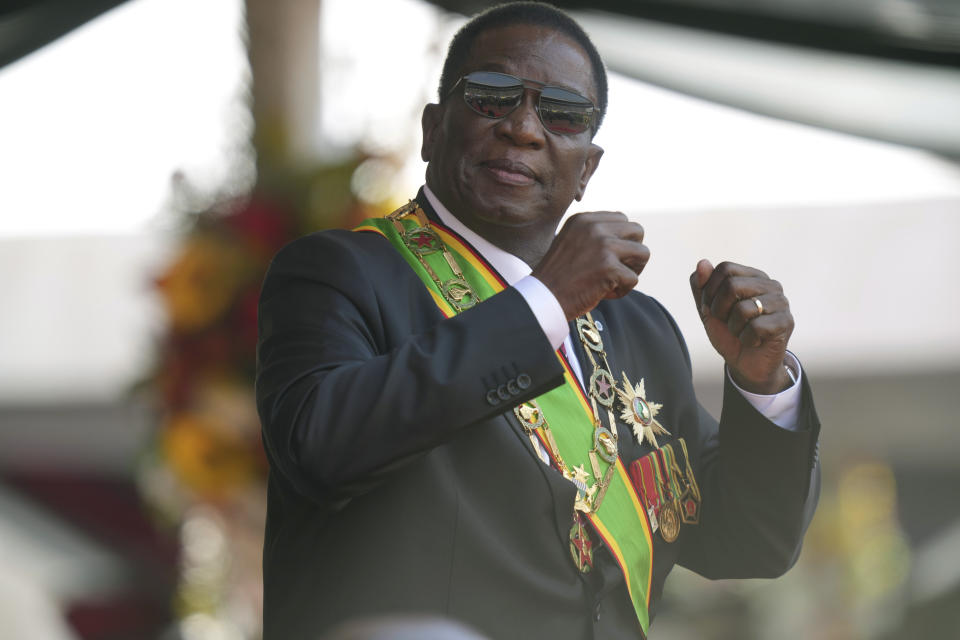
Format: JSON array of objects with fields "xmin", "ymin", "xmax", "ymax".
[
  {"xmin": 616, "ymin": 373, "xmax": 670, "ymax": 448},
  {"xmin": 565, "ymin": 464, "xmax": 598, "ymax": 513}
]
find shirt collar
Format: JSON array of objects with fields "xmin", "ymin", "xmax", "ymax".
[{"xmin": 422, "ymin": 184, "xmax": 533, "ymax": 286}]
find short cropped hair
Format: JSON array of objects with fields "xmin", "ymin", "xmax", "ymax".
[{"xmin": 437, "ymin": 2, "xmax": 608, "ymax": 130}]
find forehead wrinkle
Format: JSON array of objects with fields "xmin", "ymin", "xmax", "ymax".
[{"xmin": 525, "ymin": 26, "xmax": 594, "ymax": 89}]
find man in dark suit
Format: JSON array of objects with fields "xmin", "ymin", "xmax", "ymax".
[{"xmin": 256, "ymin": 3, "xmax": 820, "ymax": 638}]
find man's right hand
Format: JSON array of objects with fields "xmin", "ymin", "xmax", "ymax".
[{"xmin": 532, "ymin": 211, "xmax": 649, "ymax": 321}]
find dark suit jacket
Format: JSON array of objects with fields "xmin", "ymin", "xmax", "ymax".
[{"xmin": 255, "ymin": 196, "xmax": 821, "ymax": 639}]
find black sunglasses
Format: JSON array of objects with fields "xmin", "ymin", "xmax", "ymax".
[{"xmin": 447, "ymin": 71, "xmax": 598, "ymax": 136}]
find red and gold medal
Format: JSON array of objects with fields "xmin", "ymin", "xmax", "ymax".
[{"xmin": 569, "ymin": 512, "xmax": 594, "ymax": 573}]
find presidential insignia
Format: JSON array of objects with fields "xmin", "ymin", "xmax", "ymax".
[
  {"xmin": 617, "ymin": 372, "xmax": 670, "ymax": 448},
  {"xmin": 571, "ymin": 463, "xmax": 591, "ymax": 485},
  {"xmin": 514, "ymin": 401, "xmax": 545, "ymax": 432},
  {"xmin": 569, "ymin": 514, "xmax": 594, "ymax": 572},
  {"xmin": 589, "ymin": 369, "xmax": 617, "ymax": 408},
  {"xmin": 565, "ymin": 464, "xmax": 598, "ymax": 513},
  {"xmin": 576, "ymin": 316, "xmax": 603, "ymax": 352},
  {"xmin": 593, "ymin": 427, "xmax": 618, "ymax": 463},
  {"xmin": 441, "ymin": 277, "xmax": 477, "ymax": 310},
  {"xmin": 403, "ymin": 226, "xmax": 442, "ymax": 255}
]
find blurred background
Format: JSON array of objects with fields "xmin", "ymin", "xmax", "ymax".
[{"xmin": 0, "ymin": 0, "xmax": 958, "ymax": 638}]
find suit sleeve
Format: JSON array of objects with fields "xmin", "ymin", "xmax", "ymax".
[
  {"xmin": 679, "ymin": 379, "xmax": 821, "ymax": 578},
  {"xmin": 651, "ymin": 299, "xmax": 822, "ymax": 579},
  {"xmin": 255, "ymin": 231, "xmax": 565, "ymax": 503}
]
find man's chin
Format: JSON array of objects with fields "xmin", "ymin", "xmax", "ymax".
[
  {"xmin": 471, "ymin": 205, "xmax": 548, "ymax": 230},
  {"xmin": 464, "ymin": 193, "xmax": 556, "ymax": 229}
]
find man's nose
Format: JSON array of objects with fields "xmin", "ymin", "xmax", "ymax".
[{"xmin": 494, "ymin": 90, "xmax": 546, "ymax": 147}]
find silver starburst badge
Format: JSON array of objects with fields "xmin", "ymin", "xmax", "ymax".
[{"xmin": 616, "ymin": 372, "xmax": 670, "ymax": 448}]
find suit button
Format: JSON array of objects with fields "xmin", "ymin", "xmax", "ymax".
[
  {"xmin": 497, "ymin": 384, "xmax": 510, "ymax": 401},
  {"xmin": 516, "ymin": 373, "xmax": 531, "ymax": 390},
  {"xmin": 506, "ymin": 378, "xmax": 520, "ymax": 395},
  {"xmin": 486, "ymin": 390, "xmax": 501, "ymax": 406}
]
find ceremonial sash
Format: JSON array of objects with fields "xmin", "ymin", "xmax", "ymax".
[{"xmin": 355, "ymin": 211, "xmax": 655, "ymax": 633}]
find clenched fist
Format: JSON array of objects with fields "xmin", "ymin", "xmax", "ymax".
[
  {"xmin": 690, "ymin": 260, "xmax": 794, "ymax": 395},
  {"xmin": 532, "ymin": 211, "xmax": 649, "ymax": 321}
]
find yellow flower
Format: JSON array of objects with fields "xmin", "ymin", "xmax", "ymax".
[
  {"xmin": 156, "ymin": 235, "xmax": 247, "ymax": 333},
  {"xmin": 161, "ymin": 411, "xmax": 258, "ymax": 500}
]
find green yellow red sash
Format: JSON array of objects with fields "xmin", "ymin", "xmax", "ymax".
[{"xmin": 355, "ymin": 207, "xmax": 655, "ymax": 633}]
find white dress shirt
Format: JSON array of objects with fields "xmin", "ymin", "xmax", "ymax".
[{"xmin": 422, "ymin": 185, "xmax": 802, "ymax": 431}]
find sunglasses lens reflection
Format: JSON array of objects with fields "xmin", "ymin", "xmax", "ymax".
[
  {"xmin": 539, "ymin": 88, "xmax": 595, "ymax": 135},
  {"xmin": 464, "ymin": 82, "xmax": 523, "ymax": 118},
  {"xmin": 461, "ymin": 72, "xmax": 594, "ymax": 135}
]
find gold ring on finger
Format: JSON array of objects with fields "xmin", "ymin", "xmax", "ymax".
[{"xmin": 752, "ymin": 297, "xmax": 764, "ymax": 315}]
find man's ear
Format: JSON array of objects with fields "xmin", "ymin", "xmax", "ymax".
[
  {"xmin": 574, "ymin": 143, "xmax": 604, "ymax": 202},
  {"xmin": 421, "ymin": 103, "xmax": 442, "ymax": 162}
]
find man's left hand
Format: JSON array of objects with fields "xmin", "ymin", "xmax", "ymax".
[{"xmin": 690, "ymin": 259, "xmax": 794, "ymax": 395}]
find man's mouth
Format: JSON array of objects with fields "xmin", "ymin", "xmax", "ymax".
[{"xmin": 481, "ymin": 159, "xmax": 537, "ymax": 186}]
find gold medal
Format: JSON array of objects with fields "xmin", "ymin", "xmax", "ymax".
[
  {"xmin": 659, "ymin": 501, "xmax": 681, "ymax": 543},
  {"xmin": 616, "ymin": 372, "xmax": 670, "ymax": 448}
]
